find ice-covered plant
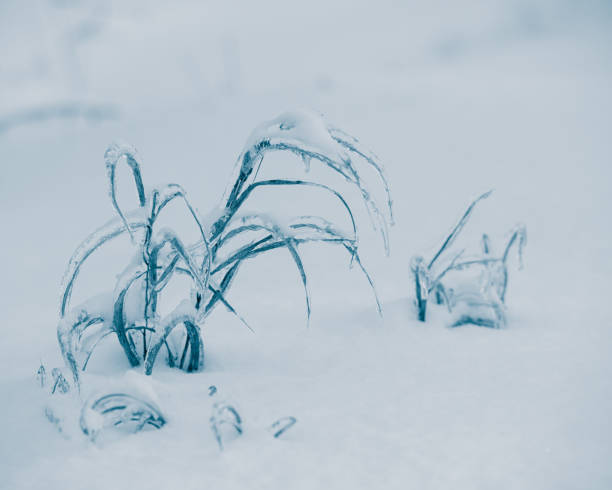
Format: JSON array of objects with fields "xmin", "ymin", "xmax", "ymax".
[
  {"xmin": 80, "ymin": 393, "xmax": 166, "ymax": 441},
  {"xmin": 210, "ymin": 401, "xmax": 242, "ymax": 450},
  {"xmin": 57, "ymin": 110, "xmax": 393, "ymax": 388},
  {"xmin": 410, "ymin": 191, "xmax": 526, "ymax": 327},
  {"xmin": 51, "ymin": 367, "xmax": 71, "ymax": 394},
  {"xmin": 269, "ymin": 416, "xmax": 297, "ymax": 438}
]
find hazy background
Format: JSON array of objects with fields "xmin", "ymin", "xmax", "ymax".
[{"xmin": 1, "ymin": 1, "xmax": 611, "ymax": 488}]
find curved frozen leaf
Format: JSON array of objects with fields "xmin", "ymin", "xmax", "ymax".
[
  {"xmin": 80, "ymin": 393, "xmax": 166, "ymax": 441},
  {"xmin": 428, "ymin": 190, "xmax": 492, "ymax": 269},
  {"xmin": 144, "ymin": 312, "xmax": 202, "ymax": 374},
  {"xmin": 214, "ymin": 179, "xmax": 358, "ymax": 247},
  {"xmin": 104, "ymin": 142, "xmax": 146, "ymax": 239},
  {"xmin": 60, "ymin": 214, "xmax": 147, "ymax": 317},
  {"xmin": 148, "ymin": 183, "xmax": 211, "ymax": 280},
  {"xmin": 210, "ymin": 402, "xmax": 242, "ymax": 450},
  {"xmin": 51, "ymin": 368, "xmax": 70, "ymax": 395},
  {"xmin": 216, "ymin": 110, "xmax": 392, "ymax": 252},
  {"xmin": 57, "ymin": 294, "xmax": 113, "ymax": 386},
  {"xmin": 269, "ymin": 416, "xmax": 297, "ymax": 438}
]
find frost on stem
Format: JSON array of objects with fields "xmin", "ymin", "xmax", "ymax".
[
  {"xmin": 411, "ymin": 191, "xmax": 526, "ymax": 328},
  {"xmin": 57, "ymin": 110, "xmax": 392, "ymax": 383}
]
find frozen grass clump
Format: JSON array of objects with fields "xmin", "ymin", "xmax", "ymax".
[
  {"xmin": 57, "ymin": 109, "xmax": 392, "ymax": 389},
  {"xmin": 410, "ymin": 191, "xmax": 526, "ymax": 328}
]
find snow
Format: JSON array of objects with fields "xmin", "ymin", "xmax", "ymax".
[
  {"xmin": 1, "ymin": 1, "xmax": 611, "ymax": 489},
  {"xmin": 243, "ymin": 109, "xmax": 346, "ymax": 165}
]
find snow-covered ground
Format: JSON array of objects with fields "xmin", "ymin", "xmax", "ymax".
[{"xmin": 1, "ymin": 1, "xmax": 611, "ymax": 488}]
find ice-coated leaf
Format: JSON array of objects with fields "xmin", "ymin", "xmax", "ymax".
[
  {"xmin": 60, "ymin": 214, "xmax": 147, "ymax": 317},
  {"xmin": 104, "ymin": 142, "xmax": 146, "ymax": 240},
  {"xmin": 269, "ymin": 416, "xmax": 297, "ymax": 438},
  {"xmin": 80, "ymin": 393, "xmax": 166, "ymax": 441},
  {"xmin": 44, "ymin": 406, "xmax": 68, "ymax": 439},
  {"xmin": 36, "ymin": 363, "xmax": 46, "ymax": 388},
  {"xmin": 428, "ymin": 190, "xmax": 492, "ymax": 269},
  {"xmin": 214, "ymin": 110, "xmax": 392, "ymax": 253},
  {"xmin": 210, "ymin": 402, "xmax": 242, "ymax": 450},
  {"xmin": 144, "ymin": 312, "xmax": 202, "ymax": 375},
  {"xmin": 51, "ymin": 368, "xmax": 70, "ymax": 394},
  {"xmin": 57, "ymin": 298, "xmax": 110, "ymax": 387}
]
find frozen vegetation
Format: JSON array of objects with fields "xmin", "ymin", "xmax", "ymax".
[
  {"xmin": 0, "ymin": 1, "xmax": 611, "ymax": 489},
  {"xmin": 411, "ymin": 190, "xmax": 526, "ymax": 328},
  {"xmin": 55, "ymin": 110, "xmax": 391, "ymax": 439}
]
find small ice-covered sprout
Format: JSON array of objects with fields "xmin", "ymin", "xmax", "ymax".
[
  {"xmin": 44, "ymin": 406, "xmax": 68, "ymax": 438},
  {"xmin": 210, "ymin": 402, "xmax": 242, "ymax": 450},
  {"xmin": 51, "ymin": 368, "xmax": 70, "ymax": 395},
  {"xmin": 269, "ymin": 416, "xmax": 297, "ymax": 438},
  {"xmin": 36, "ymin": 363, "xmax": 46, "ymax": 388},
  {"xmin": 80, "ymin": 393, "xmax": 166, "ymax": 442},
  {"xmin": 411, "ymin": 190, "xmax": 525, "ymax": 325}
]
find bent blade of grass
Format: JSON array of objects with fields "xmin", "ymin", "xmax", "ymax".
[
  {"xmin": 205, "ymin": 261, "xmax": 241, "ymax": 314},
  {"xmin": 288, "ymin": 215, "xmax": 352, "ymax": 241},
  {"xmin": 81, "ymin": 326, "xmax": 154, "ymax": 371},
  {"xmin": 269, "ymin": 416, "xmax": 297, "ymax": 438},
  {"xmin": 254, "ymin": 144, "xmax": 391, "ymax": 253},
  {"xmin": 328, "ymin": 126, "xmax": 394, "ymax": 223},
  {"xmin": 151, "ymin": 229, "xmax": 208, "ymax": 295},
  {"xmin": 216, "ymin": 111, "xmax": 393, "ymax": 251},
  {"xmin": 285, "ymin": 238, "xmax": 311, "ymax": 325},
  {"xmin": 51, "ymin": 368, "xmax": 70, "ymax": 394},
  {"xmin": 502, "ymin": 223, "xmax": 527, "ymax": 266},
  {"xmin": 57, "ymin": 312, "xmax": 107, "ymax": 387},
  {"xmin": 428, "ymin": 190, "xmax": 492, "ymax": 269},
  {"xmin": 112, "ymin": 265, "xmax": 147, "ymax": 366},
  {"xmin": 154, "ymin": 253, "xmax": 181, "ymax": 292},
  {"xmin": 208, "ymin": 284, "xmax": 254, "ymax": 332},
  {"xmin": 172, "ymin": 265, "xmax": 253, "ymax": 332},
  {"xmin": 150, "ymin": 183, "xmax": 211, "ymax": 281},
  {"xmin": 221, "ymin": 179, "xmax": 358, "ymax": 245},
  {"xmin": 60, "ymin": 215, "xmax": 146, "ymax": 317},
  {"xmin": 104, "ymin": 142, "xmax": 146, "ymax": 240},
  {"xmin": 430, "ymin": 249, "xmax": 465, "ymax": 288},
  {"xmin": 211, "ymin": 211, "xmax": 380, "ymax": 315},
  {"xmin": 210, "ymin": 402, "xmax": 242, "ymax": 450},
  {"xmin": 144, "ymin": 313, "xmax": 202, "ymax": 374},
  {"xmin": 343, "ymin": 244, "xmax": 382, "ymax": 316},
  {"xmin": 219, "ymin": 214, "xmax": 312, "ymax": 324},
  {"xmin": 216, "ymin": 232, "xmax": 380, "ymax": 317}
]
